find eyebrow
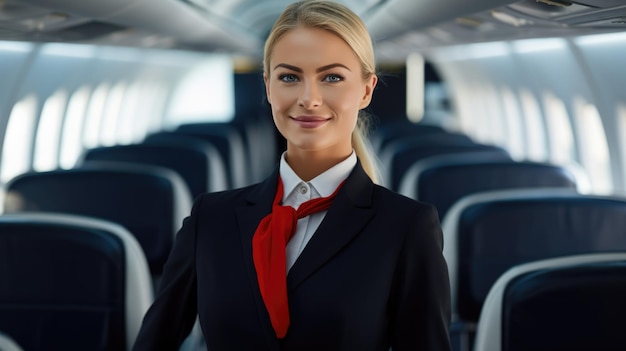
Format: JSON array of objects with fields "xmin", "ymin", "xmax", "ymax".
[{"xmin": 273, "ymin": 63, "xmax": 351, "ymax": 73}]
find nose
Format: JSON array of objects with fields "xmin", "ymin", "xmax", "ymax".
[{"xmin": 298, "ymin": 80, "xmax": 322, "ymax": 109}]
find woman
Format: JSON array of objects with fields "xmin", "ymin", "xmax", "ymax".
[{"xmin": 132, "ymin": 1, "xmax": 451, "ymax": 350}]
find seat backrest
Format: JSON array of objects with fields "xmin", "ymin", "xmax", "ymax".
[
  {"xmin": 235, "ymin": 117, "xmax": 280, "ymax": 183},
  {"xmin": 0, "ymin": 213, "xmax": 153, "ymax": 351},
  {"xmin": 474, "ymin": 253, "xmax": 626, "ymax": 351},
  {"xmin": 175, "ymin": 122, "xmax": 249, "ymax": 188},
  {"xmin": 399, "ymin": 156, "xmax": 579, "ymax": 220},
  {"xmin": 140, "ymin": 132, "xmax": 229, "ymax": 192},
  {"xmin": 378, "ymin": 130, "xmax": 475, "ymax": 166},
  {"xmin": 83, "ymin": 142, "xmax": 228, "ymax": 198},
  {"xmin": 382, "ymin": 138, "xmax": 511, "ymax": 190},
  {"xmin": 3, "ymin": 163, "xmax": 192, "ymax": 280},
  {"xmin": 370, "ymin": 120, "xmax": 447, "ymax": 152},
  {"xmin": 442, "ymin": 189, "xmax": 626, "ymax": 325},
  {"xmin": 0, "ymin": 332, "xmax": 24, "ymax": 351}
]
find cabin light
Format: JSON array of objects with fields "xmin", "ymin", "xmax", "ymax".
[
  {"xmin": 610, "ymin": 17, "xmax": 626, "ymax": 24},
  {"xmin": 141, "ymin": 35, "xmax": 175, "ymax": 48},
  {"xmin": 406, "ymin": 53, "xmax": 425, "ymax": 122},
  {"xmin": 456, "ymin": 17, "xmax": 483, "ymax": 27},
  {"xmin": 19, "ymin": 12, "xmax": 70, "ymax": 31},
  {"xmin": 47, "ymin": 12, "xmax": 70, "ymax": 22},
  {"xmin": 490, "ymin": 10, "xmax": 530, "ymax": 27},
  {"xmin": 0, "ymin": 40, "xmax": 33, "ymax": 52},
  {"xmin": 427, "ymin": 27, "xmax": 454, "ymax": 43},
  {"xmin": 432, "ymin": 41, "xmax": 509, "ymax": 61},
  {"xmin": 535, "ymin": 0, "xmax": 572, "ymax": 8},
  {"xmin": 575, "ymin": 31, "xmax": 626, "ymax": 45},
  {"xmin": 41, "ymin": 42, "xmax": 97, "ymax": 58},
  {"xmin": 513, "ymin": 38, "xmax": 566, "ymax": 53},
  {"xmin": 37, "ymin": 12, "xmax": 70, "ymax": 30}
]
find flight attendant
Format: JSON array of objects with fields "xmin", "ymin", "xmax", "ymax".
[{"xmin": 133, "ymin": 1, "xmax": 451, "ymax": 350}]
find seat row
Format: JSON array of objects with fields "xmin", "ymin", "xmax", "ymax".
[
  {"xmin": 81, "ymin": 118, "xmax": 279, "ymax": 200},
  {"xmin": 2, "ymin": 183, "xmax": 624, "ymax": 351},
  {"xmin": 474, "ymin": 252, "xmax": 626, "ymax": 351},
  {"xmin": 442, "ymin": 189, "xmax": 626, "ymax": 351},
  {"xmin": 2, "ymin": 119, "xmax": 626, "ymax": 350},
  {"xmin": 0, "ymin": 213, "xmax": 153, "ymax": 350},
  {"xmin": 0, "ymin": 120, "xmax": 272, "ymax": 350},
  {"xmin": 372, "ymin": 120, "xmax": 626, "ymax": 351}
]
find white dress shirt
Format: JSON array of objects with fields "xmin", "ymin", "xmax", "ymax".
[{"xmin": 279, "ymin": 151, "xmax": 357, "ymax": 271}]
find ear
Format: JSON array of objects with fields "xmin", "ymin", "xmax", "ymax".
[
  {"xmin": 264, "ymin": 72, "xmax": 271, "ymax": 104},
  {"xmin": 359, "ymin": 74, "xmax": 377, "ymax": 110}
]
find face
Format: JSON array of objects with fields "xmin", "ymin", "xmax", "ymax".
[{"xmin": 264, "ymin": 26, "xmax": 377, "ymax": 157}]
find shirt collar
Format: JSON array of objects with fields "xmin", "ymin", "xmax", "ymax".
[{"xmin": 279, "ymin": 151, "xmax": 357, "ymax": 199}]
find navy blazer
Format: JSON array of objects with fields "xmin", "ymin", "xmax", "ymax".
[{"xmin": 133, "ymin": 161, "xmax": 451, "ymax": 351}]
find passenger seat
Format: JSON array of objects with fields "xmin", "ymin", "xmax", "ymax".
[
  {"xmin": 3, "ymin": 163, "xmax": 192, "ymax": 289},
  {"xmin": 0, "ymin": 213, "xmax": 153, "ymax": 350}
]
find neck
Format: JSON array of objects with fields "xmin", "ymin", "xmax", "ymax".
[{"xmin": 285, "ymin": 149, "xmax": 352, "ymax": 182}]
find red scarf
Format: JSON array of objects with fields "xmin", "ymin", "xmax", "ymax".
[{"xmin": 252, "ymin": 177, "xmax": 344, "ymax": 338}]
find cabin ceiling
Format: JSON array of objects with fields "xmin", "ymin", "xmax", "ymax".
[{"xmin": 1, "ymin": 0, "xmax": 625, "ymax": 63}]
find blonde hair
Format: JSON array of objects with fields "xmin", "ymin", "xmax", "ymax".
[{"xmin": 264, "ymin": 0, "xmax": 381, "ymax": 183}]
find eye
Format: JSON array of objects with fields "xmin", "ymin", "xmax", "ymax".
[
  {"xmin": 278, "ymin": 74, "xmax": 299, "ymax": 83},
  {"xmin": 324, "ymin": 74, "xmax": 344, "ymax": 83}
]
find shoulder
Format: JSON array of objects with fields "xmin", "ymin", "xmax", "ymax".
[
  {"xmin": 372, "ymin": 184, "xmax": 440, "ymax": 219},
  {"xmin": 370, "ymin": 184, "xmax": 443, "ymax": 248},
  {"xmin": 191, "ymin": 183, "xmax": 258, "ymax": 214}
]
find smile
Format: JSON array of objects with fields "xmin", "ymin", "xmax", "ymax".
[{"xmin": 290, "ymin": 116, "xmax": 331, "ymax": 129}]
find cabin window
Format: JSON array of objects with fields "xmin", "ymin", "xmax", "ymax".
[
  {"xmin": 34, "ymin": 90, "xmax": 68, "ymax": 172},
  {"xmin": 543, "ymin": 91, "xmax": 575, "ymax": 165},
  {"xmin": 471, "ymin": 84, "xmax": 494, "ymax": 142},
  {"xmin": 165, "ymin": 55, "xmax": 235, "ymax": 126},
  {"xmin": 573, "ymin": 97, "xmax": 612, "ymax": 194},
  {"xmin": 83, "ymin": 83, "xmax": 110, "ymax": 149},
  {"xmin": 448, "ymin": 71, "xmax": 475, "ymax": 135},
  {"xmin": 619, "ymin": 103, "xmax": 626, "ymax": 191},
  {"xmin": 519, "ymin": 89, "xmax": 547, "ymax": 161},
  {"xmin": 60, "ymin": 87, "xmax": 91, "ymax": 169},
  {"xmin": 1, "ymin": 95, "xmax": 38, "ymax": 183},
  {"xmin": 478, "ymin": 84, "xmax": 506, "ymax": 146},
  {"xmin": 116, "ymin": 82, "xmax": 142, "ymax": 145},
  {"xmin": 500, "ymin": 87, "xmax": 525, "ymax": 160},
  {"xmin": 142, "ymin": 83, "xmax": 169, "ymax": 136},
  {"xmin": 101, "ymin": 82, "xmax": 127, "ymax": 146},
  {"xmin": 460, "ymin": 81, "xmax": 503, "ymax": 146}
]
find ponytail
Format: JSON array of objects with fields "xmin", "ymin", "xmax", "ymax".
[{"xmin": 352, "ymin": 112, "xmax": 381, "ymax": 184}]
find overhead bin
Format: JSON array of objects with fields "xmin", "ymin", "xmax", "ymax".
[
  {"xmin": 14, "ymin": 0, "xmax": 261, "ymax": 52},
  {"xmin": 364, "ymin": 0, "xmax": 514, "ymax": 40}
]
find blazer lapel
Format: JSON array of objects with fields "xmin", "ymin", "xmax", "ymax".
[
  {"xmin": 286, "ymin": 161, "xmax": 376, "ymax": 291},
  {"xmin": 236, "ymin": 167, "xmax": 278, "ymax": 250},
  {"xmin": 236, "ymin": 168, "xmax": 281, "ymax": 349}
]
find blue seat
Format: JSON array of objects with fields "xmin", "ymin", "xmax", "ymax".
[
  {"xmin": 175, "ymin": 122, "xmax": 250, "ymax": 188},
  {"xmin": 474, "ymin": 253, "xmax": 626, "ymax": 351},
  {"xmin": 441, "ymin": 190, "xmax": 626, "ymax": 351},
  {"xmin": 0, "ymin": 332, "xmax": 23, "ymax": 351},
  {"xmin": 233, "ymin": 117, "xmax": 280, "ymax": 182},
  {"xmin": 378, "ymin": 130, "xmax": 474, "ymax": 168},
  {"xmin": 83, "ymin": 142, "xmax": 228, "ymax": 198},
  {"xmin": 398, "ymin": 155, "xmax": 580, "ymax": 220},
  {"xmin": 370, "ymin": 120, "xmax": 447, "ymax": 152},
  {"xmin": 380, "ymin": 135, "xmax": 511, "ymax": 190},
  {"xmin": 0, "ymin": 213, "xmax": 153, "ymax": 351},
  {"xmin": 3, "ymin": 163, "xmax": 192, "ymax": 281}
]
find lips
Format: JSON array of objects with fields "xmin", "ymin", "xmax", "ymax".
[{"xmin": 290, "ymin": 115, "xmax": 331, "ymax": 129}]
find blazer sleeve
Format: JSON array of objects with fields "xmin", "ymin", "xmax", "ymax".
[
  {"xmin": 132, "ymin": 196, "xmax": 202, "ymax": 350},
  {"xmin": 390, "ymin": 204, "xmax": 452, "ymax": 351}
]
